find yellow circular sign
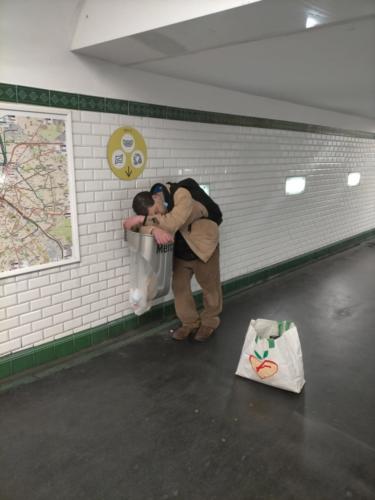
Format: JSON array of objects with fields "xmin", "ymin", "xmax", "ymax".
[{"xmin": 107, "ymin": 127, "xmax": 147, "ymax": 180}]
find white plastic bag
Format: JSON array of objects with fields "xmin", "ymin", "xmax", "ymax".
[{"xmin": 235, "ymin": 319, "xmax": 305, "ymax": 393}]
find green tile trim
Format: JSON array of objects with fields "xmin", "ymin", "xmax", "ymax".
[
  {"xmin": 165, "ymin": 106, "xmax": 185, "ymax": 121},
  {"xmin": 138, "ymin": 303, "xmax": 164, "ymax": 325},
  {"xmin": 91, "ymin": 324, "xmax": 109, "ymax": 344},
  {"xmin": 107, "ymin": 319, "xmax": 123, "ymax": 339},
  {"xmin": 0, "ymin": 83, "xmax": 17, "ymax": 102},
  {"xmin": 73, "ymin": 331, "xmax": 92, "ymax": 351},
  {"xmin": 34, "ymin": 344, "xmax": 56, "ymax": 366},
  {"xmin": 162, "ymin": 302, "xmax": 176, "ymax": 320},
  {"xmin": 0, "ymin": 357, "xmax": 12, "ymax": 378},
  {"xmin": 1, "ymin": 227, "xmax": 374, "ymax": 383},
  {"xmin": 129, "ymin": 100, "xmax": 166, "ymax": 119},
  {"xmin": 78, "ymin": 94, "xmax": 105, "ymax": 112},
  {"xmin": 55, "ymin": 337, "xmax": 75, "ymax": 358},
  {"xmin": 184, "ymin": 108, "xmax": 207, "ymax": 123},
  {"xmin": 11, "ymin": 351, "xmax": 35, "ymax": 375},
  {"xmin": 124, "ymin": 315, "xmax": 139, "ymax": 331},
  {"xmin": 1, "ymin": 82, "xmax": 374, "ymax": 139},
  {"xmin": 50, "ymin": 90, "xmax": 78, "ymax": 109},
  {"xmin": 17, "ymin": 85, "xmax": 50, "ymax": 106},
  {"xmin": 105, "ymin": 98, "xmax": 129, "ymax": 115}
]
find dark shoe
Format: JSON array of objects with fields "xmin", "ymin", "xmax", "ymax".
[
  {"xmin": 172, "ymin": 326, "xmax": 197, "ymax": 341},
  {"xmin": 194, "ymin": 325, "xmax": 215, "ymax": 342}
]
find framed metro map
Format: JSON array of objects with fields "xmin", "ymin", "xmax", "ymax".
[{"xmin": 0, "ymin": 104, "xmax": 80, "ymax": 278}]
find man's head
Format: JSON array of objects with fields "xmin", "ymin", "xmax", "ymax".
[{"xmin": 132, "ymin": 190, "xmax": 167, "ymax": 216}]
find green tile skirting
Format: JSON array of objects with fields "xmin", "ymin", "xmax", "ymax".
[
  {"xmin": 1, "ymin": 228, "xmax": 374, "ymax": 381},
  {"xmin": 1, "ymin": 82, "xmax": 374, "ymax": 139}
]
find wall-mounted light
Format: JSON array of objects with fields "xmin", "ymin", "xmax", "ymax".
[
  {"xmin": 285, "ymin": 176, "xmax": 306, "ymax": 195},
  {"xmin": 347, "ymin": 172, "xmax": 361, "ymax": 187},
  {"xmin": 306, "ymin": 15, "xmax": 319, "ymax": 29}
]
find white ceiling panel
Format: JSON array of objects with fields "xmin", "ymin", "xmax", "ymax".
[{"xmin": 73, "ymin": 0, "xmax": 375, "ymax": 119}]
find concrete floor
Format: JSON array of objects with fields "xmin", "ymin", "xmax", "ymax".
[{"xmin": 1, "ymin": 240, "xmax": 375, "ymax": 500}]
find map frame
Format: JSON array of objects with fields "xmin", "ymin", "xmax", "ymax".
[{"xmin": 0, "ymin": 103, "xmax": 80, "ymax": 278}]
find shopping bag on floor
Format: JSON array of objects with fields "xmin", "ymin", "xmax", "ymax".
[{"xmin": 235, "ymin": 319, "xmax": 305, "ymax": 393}]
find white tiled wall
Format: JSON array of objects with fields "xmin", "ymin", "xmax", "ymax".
[{"xmin": 1, "ymin": 110, "xmax": 375, "ymax": 356}]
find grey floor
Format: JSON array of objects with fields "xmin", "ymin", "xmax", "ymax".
[{"xmin": 1, "ymin": 240, "xmax": 375, "ymax": 500}]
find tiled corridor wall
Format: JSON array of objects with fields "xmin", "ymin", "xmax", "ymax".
[{"xmin": 1, "ymin": 109, "xmax": 375, "ymax": 356}]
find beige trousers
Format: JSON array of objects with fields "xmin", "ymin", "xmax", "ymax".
[{"xmin": 172, "ymin": 246, "xmax": 222, "ymax": 329}]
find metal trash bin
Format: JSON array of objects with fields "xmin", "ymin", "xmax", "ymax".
[{"xmin": 125, "ymin": 230, "xmax": 174, "ymax": 315}]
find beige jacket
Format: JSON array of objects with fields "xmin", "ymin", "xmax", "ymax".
[{"xmin": 143, "ymin": 187, "xmax": 219, "ymax": 263}]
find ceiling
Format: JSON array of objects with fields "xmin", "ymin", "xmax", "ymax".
[{"xmin": 73, "ymin": 0, "xmax": 375, "ymax": 119}]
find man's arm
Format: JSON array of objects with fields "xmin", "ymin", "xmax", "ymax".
[
  {"xmin": 122, "ymin": 216, "xmax": 173, "ymax": 244},
  {"xmin": 123, "ymin": 215, "xmax": 144, "ymax": 231},
  {"xmin": 144, "ymin": 187, "xmax": 193, "ymax": 234},
  {"xmin": 148, "ymin": 227, "xmax": 174, "ymax": 244}
]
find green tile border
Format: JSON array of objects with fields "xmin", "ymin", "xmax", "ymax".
[
  {"xmin": 0, "ymin": 83, "xmax": 17, "ymax": 102},
  {"xmin": 0, "ymin": 357, "xmax": 12, "ymax": 379},
  {"xmin": 165, "ymin": 106, "xmax": 185, "ymax": 121},
  {"xmin": 0, "ymin": 228, "xmax": 374, "ymax": 382},
  {"xmin": 55, "ymin": 337, "xmax": 75, "ymax": 358},
  {"xmin": 50, "ymin": 90, "xmax": 78, "ymax": 110},
  {"xmin": 105, "ymin": 98, "xmax": 129, "ymax": 115},
  {"xmin": 74, "ymin": 331, "xmax": 92, "ymax": 351},
  {"xmin": 129, "ymin": 100, "xmax": 166, "ymax": 119},
  {"xmin": 107, "ymin": 319, "xmax": 124, "ymax": 339},
  {"xmin": 78, "ymin": 94, "xmax": 105, "ymax": 112},
  {"xmin": 17, "ymin": 85, "xmax": 50, "ymax": 107},
  {"xmin": 34, "ymin": 344, "xmax": 55, "ymax": 366},
  {"xmin": 1, "ymin": 82, "xmax": 374, "ymax": 139},
  {"xmin": 11, "ymin": 351, "xmax": 35, "ymax": 375}
]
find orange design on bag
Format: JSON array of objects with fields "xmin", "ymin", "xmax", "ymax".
[{"xmin": 249, "ymin": 355, "xmax": 278, "ymax": 379}]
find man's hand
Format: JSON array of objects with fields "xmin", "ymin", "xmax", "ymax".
[
  {"xmin": 123, "ymin": 215, "xmax": 144, "ymax": 230},
  {"xmin": 151, "ymin": 227, "xmax": 174, "ymax": 245}
]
